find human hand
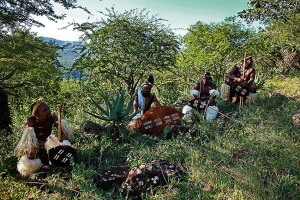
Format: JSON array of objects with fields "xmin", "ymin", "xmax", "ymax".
[{"xmin": 235, "ymin": 77, "xmax": 243, "ymax": 83}]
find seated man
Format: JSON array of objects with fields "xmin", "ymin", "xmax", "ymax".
[
  {"xmin": 221, "ymin": 56, "xmax": 257, "ymax": 104},
  {"xmin": 194, "ymin": 72, "xmax": 218, "ymax": 108},
  {"xmin": 182, "ymin": 72, "xmax": 220, "ymax": 121},
  {"xmin": 15, "ymin": 98, "xmax": 73, "ymax": 177},
  {"xmin": 133, "ymin": 73, "xmax": 161, "ymax": 115}
]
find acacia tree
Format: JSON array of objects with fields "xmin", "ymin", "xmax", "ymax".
[
  {"xmin": 0, "ymin": 30, "xmax": 63, "ymax": 104},
  {"xmin": 0, "ymin": 0, "xmax": 89, "ymax": 36},
  {"xmin": 74, "ymin": 8, "xmax": 180, "ymax": 95},
  {"xmin": 177, "ymin": 17, "xmax": 260, "ymax": 84},
  {"xmin": 238, "ymin": 0, "xmax": 300, "ymax": 74},
  {"xmin": 0, "ymin": 0, "xmax": 87, "ymax": 133},
  {"xmin": 238, "ymin": 0, "xmax": 300, "ymax": 24}
]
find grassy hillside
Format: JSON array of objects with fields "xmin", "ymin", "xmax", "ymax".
[{"xmin": 0, "ymin": 76, "xmax": 299, "ymax": 199}]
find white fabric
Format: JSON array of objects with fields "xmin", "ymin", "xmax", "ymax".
[
  {"xmin": 132, "ymin": 113, "xmax": 142, "ymax": 120},
  {"xmin": 190, "ymin": 90, "xmax": 199, "ymax": 97},
  {"xmin": 17, "ymin": 156, "xmax": 42, "ymax": 177},
  {"xmin": 206, "ymin": 106, "xmax": 219, "ymax": 121},
  {"xmin": 45, "ymin": 135, "xmax": 60, "ymax": 152},
  {"xmin": 62, "ymin": 140, "xmax": 71, "ymax": 146},
  {"xmin": 209, "ymin": 89, "xmax": 220, "ymax": 98},
  {"xmin": 138, "ymin": 86, "xmax": 145, "ymax": 108},
  {"xmin": 182, "ymin": 105, "xmax": 193, "ymax": 121}
]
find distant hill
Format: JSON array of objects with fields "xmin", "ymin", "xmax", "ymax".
[{"xmin": 43, "ymin": 37, "xmax": 81, "ymax": 78}]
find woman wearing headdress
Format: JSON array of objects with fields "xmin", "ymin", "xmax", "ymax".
[{"xmin": 15, "ymin": 98, "xmax": 73, "ymax": 177}]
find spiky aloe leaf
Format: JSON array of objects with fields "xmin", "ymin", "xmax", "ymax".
[
  {"xmin": 123, "ymin": 109, "xmax": 141, "ymax": 122},
  {"xmin": 84, "ymin": 110, "xmax": 111, "ymax": 121},
  {"xmin": 90, "ymin": 98, "xmax": 109, "ymax": 116},
  {"xmin": 99, "ymin": 90, "xmax": 113, "ymax": 111},
  {"xmin": 114, "ymin": 90, "xmax": 126, "ymax": 114},
  {"xmin": 119, "ymin": 91, "xmax": 138, "ymax": 118},
  {"xmin": 109, "ymin": 109, "xmax": 119, "ymax": 121}
]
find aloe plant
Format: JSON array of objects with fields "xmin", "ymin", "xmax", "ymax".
[
  {"xmin": 85, "ymin": 89, "xmax": 140, "ymax": 141},
  {"xmin": 255, "ymin": 72, "xmax": 267, "ymax": 90}
]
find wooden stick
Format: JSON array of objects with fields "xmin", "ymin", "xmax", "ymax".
[
  {"xmin": 242, "ymin": 52, "xmax": 246, "ymax": 80},
  {"xmin": 57, "ymin": 104, "xmax": 62, "ymax": 142},
  {"xmin": 240, "ymin": 53, "xmax": 247, "ymax": 109}
]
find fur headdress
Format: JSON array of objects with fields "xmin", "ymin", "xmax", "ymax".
[
  {"xmin": 142, "ymin": 73, "xmax": 155, "ymax": 87},
  {"xmin": 31, "ymin": 97, "xmax": 44, "ymax": 116},
  {"xmin": 202, "ymin": 72, "xmax": 212, "ymax": 80}
]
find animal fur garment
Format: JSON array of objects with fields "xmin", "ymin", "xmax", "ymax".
[
  {"xmin": 247, "ymin": 93, "xmax": 257, "ymax": 104},
  {"xmin": 182, "ymin": 105, "xmax": 193, "ymax": 121},
  {"xmin": 45, "ymin": 135, "xmax": 72, "ymax": 153},
  {"xmin": 147, "ymin": 72, "xmax": 155, "ymax": 85},
  {"xmin": 17, "ymin": 155, "xmax": 42, "ymax": 177},
  {"xmin": 45, "ymin": 135, "xmax": 60, "ymax": 152},
  {"xmin": 190, "ymin": 90, "xmax": 199, "ymax": 97},
  {"xmin": 221, "ymin": 83, "xmax": 230, "ymax": 100},
  {"xmin": 209, "ymin": 89, "xmax": 220, "ymax": 98},
  {"xmin": 15, "ymin": 127, "xmax": 38, "ymax": 158},
  {"xmin": 61, "ymin": 119, "xmax": 73, "ymax": 140},
  {"xmin": 206, "ymin": 106, "xmax": 219, "ymax": 121}
]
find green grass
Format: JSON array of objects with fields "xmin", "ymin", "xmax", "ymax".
[{"xmin": 1, "ymin": 76, "xmax": 299, "ymax": 199}]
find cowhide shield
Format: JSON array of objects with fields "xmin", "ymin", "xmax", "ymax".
[
  {"xmin": 232, "ymin": 83, "xmax": 249, "ymax": 97},
  {"xmin": 48, "ymin": 146, "xmax": 77, "ymax": 166},
  {"xmin": 135, "ymin": 106, "xmax": 183, "ymax": 135}
]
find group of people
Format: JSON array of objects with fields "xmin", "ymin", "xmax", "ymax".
[
  {"xmin": 15, "ymin": 56, "xmax": 257, "ymax": 177},
  {"xmin": 133, "ymin": 56, "xmax": 257, "ymax": 121}
]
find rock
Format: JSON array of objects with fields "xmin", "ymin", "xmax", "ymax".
[
  {"xmin": 164, "ymin": 125, "xmax": 189, "ymax": 139},
  {"xmin": 292, "ymin": 109, "xmax": 300, "ymax": 129},
  {"xmin": 121, "ymin": 159, "xmax": 184, "ymax": 199},
  {"xmin": 93, "ymin": 166, "xmax": 130, "ymax": 191},
  {"xmin": 80, "ymin": 120, "xmax": 108, "ymax": 139}
]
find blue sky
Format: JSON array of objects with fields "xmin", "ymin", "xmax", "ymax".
[{"xmin": 32, "ymin": 0, "xmax": 250, "ymax": 41}]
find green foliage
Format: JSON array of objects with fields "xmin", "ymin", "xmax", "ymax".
[
  {"xmin": 238, "ymin": 1, "xmax": 300, "ymax": 75},
  {"xmin": 0, "ymin": 0, "xmax": 89, "ymax": 37},
  {"xmin": 2, "ymin": 73, "xmax": 300, "ymax": 199},
  {"xmin": 74, "ymin": 8, "xmax": 180, "ymax": 95},
  {"xmin": 0, "ymin": 29, "xmax": 63, "ymax": 105},
  {"xmin": 254, "ymin": 72, "xmax": 267, "ymax": 90},
  {"xmin": 177, "ymin": 17, "xmax": 261, "ymax": 85},
  {"xmin": 238, "ymin": 0, "xmax": 300, "ymax": 24},
  {"xmin": 85, "ymin": 89, "xmax": 139, "ymax": 124}
]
